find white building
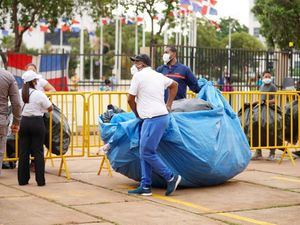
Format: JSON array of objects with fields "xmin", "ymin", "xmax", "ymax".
[{"xmin": 248, "ymin": 0, "xmax": 265, "ymax": 43}]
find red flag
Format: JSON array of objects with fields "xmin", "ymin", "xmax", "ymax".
[
  {"xmin": 18, "ymin": 25, "xmax": 24, "ymax": 32},
  {"xmin": 137, "ymin": 17, "xmax": 143, "ymax": 23},
  {"xmin": 152, "ymin": 15, "xmax": 159, "ymax": 20},
  {"xmin": 120, "ymin": 17, "xmax": 126, "ymax": 24},
  {"xmin": 210, "ymin": 0, "xmax": 217, "ymax": 5},
  {"xmin": 72, "ymin": 19, "xmax": 80, "ymax": 24},
  {"xmin": 40, "ymin": 25, "xmax": 48, "ymax": 32},
  {"xmin": 168, "ymin": 12, "xmax": 175, "ymax": 17},
  {"xmin": 101, "ymin": 18, "xmax": 108, "ymax": 25},
  {"xmin": 201, "ymin": 5, "xmax": 208, "ymax": 15},
  {"xmin": 61, "ymin": 24, "xmax": 70, "ymax": 32},
  {"xmin": 210, "ymin": 20, "xmax": 220, "ymax": 30},
  {"xmin": 179, "ymin": 9, "xmax": 187, "ymax": 15}
]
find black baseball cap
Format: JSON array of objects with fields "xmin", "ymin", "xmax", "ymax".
[{"xmin": 130, "ymin": 54, "xmax": 151, "ymax": 66}]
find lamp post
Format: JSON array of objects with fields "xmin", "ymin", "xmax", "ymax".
[{"xmin": 227, "ymin": 22, "xmax": 232, "ymax": 77}]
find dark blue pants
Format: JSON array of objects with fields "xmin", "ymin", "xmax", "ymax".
[{"xmin": 140, "ymin": 114, "xmax": 173, "ymax": 187}]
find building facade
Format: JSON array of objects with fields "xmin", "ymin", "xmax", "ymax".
[{"xmin": 248, "ymin": 0, "xmax": 265, "ymax": 43}]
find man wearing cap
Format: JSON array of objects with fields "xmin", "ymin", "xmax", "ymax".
[
  {"xmin": 127, "ymin": 54, "xmax": 181, "ymax": 196},
  {"xmin": 157, "ymin": 46, "xmax": 200, "ymax": 100},
  {"xmin": 0, "ymin": 69, "xmax": 21, "ymax": 174}
]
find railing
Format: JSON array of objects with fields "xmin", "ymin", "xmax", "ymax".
[{"xmin": 3, "ymin": 91, "xmax": 299, "ymax": 179}]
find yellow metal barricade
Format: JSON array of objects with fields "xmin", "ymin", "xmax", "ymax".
[
  {"xmin": 221, "ymin": 91, "xmax": 299, "ymax": 165},
  {"xmin": 45, "ymin": 92, "xmax": 87, "ymax": 179},
  {"xmin": 87, "ymin": 92, "xmax": 129, "ymax": 176},
  {"xmin": 3, "ymin": 90, "xmax": 299, "ymax": 180}
]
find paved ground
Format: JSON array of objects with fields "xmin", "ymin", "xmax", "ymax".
[{"xmin": 1, "ymin": 152, "xmax": 300, "ymax": 225}]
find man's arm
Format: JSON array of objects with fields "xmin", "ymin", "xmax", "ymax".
[
  {"xmin": 44, "ymin": 83, "xmax": 56, "ymax": 92},
  {"xmin": 128, "ymin": 75, "xmax": 139, "ymax": 118},
  {"xmin": 156, "ymin": 65, "xmax": 163, "ymax": 73},
  {"xmin": 186, "ymin": 68, "xmax": 200, "ymax": 93},
  {"xmin": 8, "ymin": 77, "xmax": 21, "ymax": 133},
  {"xmin": 40, "ymin": 78, "xmax": 56, "ymax": 92},
  {"xmin": 127, "ymin": 94, "xmax": 139, "ymax": 118},
  {"xmin": 166, "ymin": 81, "xmax": 178, "ymax": 111}
]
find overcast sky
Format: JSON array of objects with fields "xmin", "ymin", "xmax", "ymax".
[{"xmin": 216, "ymin": 0, "xmax": 250, "ymax": 26}]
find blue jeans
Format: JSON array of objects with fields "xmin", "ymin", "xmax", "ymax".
[{"xmin": 140, "ymin": 114, "xmax": 173, "ymax": 187}]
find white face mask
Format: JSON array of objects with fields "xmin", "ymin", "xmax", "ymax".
[
  {"xmin": 163, "ymin": 53, "xmax": 171, "ymax": 64},
  {"xmin": 130, "ymin": 65, "xmax": 139, "ymax": 76},
  {"xmin": 263, "ymin": 78, "xmax": 272, "ymax": 84}
]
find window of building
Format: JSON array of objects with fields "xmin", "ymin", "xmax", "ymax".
[{"xmin": 253, "ymin": 27, "xmax": 260, "ymax": 37}]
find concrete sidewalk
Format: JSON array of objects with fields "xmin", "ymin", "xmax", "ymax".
[{"xmin": 1, "ymin": 153, "xmax": 300, "ymax": 225}]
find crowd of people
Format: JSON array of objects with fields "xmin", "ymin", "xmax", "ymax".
[{"xmin": 0, "ymin": 45, "xmax": 280, "ymax": 192}]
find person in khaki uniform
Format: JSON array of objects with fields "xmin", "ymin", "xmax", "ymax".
[{"xmin": 0, "ymin": 69, "xmax": 21, "ymax": 174}]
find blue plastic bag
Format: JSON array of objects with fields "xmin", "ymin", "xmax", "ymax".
[{"xmin": 99, "ymin": 79, "xmax": 251, "ymax": 187}]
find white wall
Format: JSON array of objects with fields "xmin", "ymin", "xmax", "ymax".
[
  {"xmin": 23, "ymin": 29, "xmax": 45, "ymax": 49},
  {"xmin": 248, "ymin": 0, "xmax": 265, "ymax": 44}
]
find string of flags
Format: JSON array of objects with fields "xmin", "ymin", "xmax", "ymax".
[
  {"xmin": 100, "ymin": 17, "xmax": 144, "ymax": 26},
  {"xmin": 179, "ymin": 0, "xmax": 218, "ymax": 16},
  {"xmin": 0, "ymin": 0, "xmax": 218, "ymax": 38}
]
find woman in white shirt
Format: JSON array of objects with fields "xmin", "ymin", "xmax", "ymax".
[
  {"xmin": 25, "ymin": 63, "xmax": 55, "ymax": 171},
  {"xmin": 18, "ymin": 70, "xmax": 53, "ymax": 186},
  {"xmin": 25, "ymin": 63, "xmax": 56, "ymax": 92}
]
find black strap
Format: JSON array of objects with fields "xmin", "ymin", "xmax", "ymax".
[{"xmin": 21, "ymin": 90, "xmax": 35, "ymax": 112}]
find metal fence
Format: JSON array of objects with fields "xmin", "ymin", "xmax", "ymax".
[
  {"xmin": 2, "ymin": 47, "xmax": 300, "ymax": 92},
  {"xmin": 152, "ymin": 45, "xmax": 300, "ymax": 91}
]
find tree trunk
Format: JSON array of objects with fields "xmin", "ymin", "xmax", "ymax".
[
  {"xmin": 15, "ymin": 33, "xmax": 24, "ymax": 52},
  {"xmin": 0, "ymin": 50, "xmax": 7, "ymax": 69},
  {"xmin": 150, "ymin": 18, "xmax": 154, "ymax": 45}
]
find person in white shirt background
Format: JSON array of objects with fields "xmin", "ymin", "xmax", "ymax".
[
  {"xmin": 25, "ymin": 63, "xmax": 55, "ymax": 171},
  {"xmin": 18, "ymin": 70, "xmax": 52, "ymax": 186},
  {"xmin": 25, "ymin": 63, "xmax": 56, "ymax": 92},
  {"xmin": 127, "ymin": 54, "xmax": 181, "ymax": 196}
]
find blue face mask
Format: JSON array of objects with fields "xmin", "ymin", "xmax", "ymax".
[{"xmin": 263, "ymin": 78, "xmax": 272, "ymax": 84}]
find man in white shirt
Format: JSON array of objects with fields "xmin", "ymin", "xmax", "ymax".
[{"xmin": 127, "ymin": 54, "xmax": 181, "ymax": 196}]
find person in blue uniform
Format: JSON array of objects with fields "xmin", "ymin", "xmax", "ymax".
[{"xmin": 157, "ymin": 46, "xmax": 200, "ymax": 100}]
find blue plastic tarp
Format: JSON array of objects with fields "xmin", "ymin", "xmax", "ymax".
[{"xmin": 99, "ymin": 79, "xmax": 251, "ymax": 187}]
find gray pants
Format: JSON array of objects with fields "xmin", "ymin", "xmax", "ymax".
[{"xmin": 0, "ymin": 135, "xmax": 7, "ymax": 175}]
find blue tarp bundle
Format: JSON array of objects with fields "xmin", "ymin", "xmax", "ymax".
[{"xmin": 99, "ymin": 79, "xmax": 251, "ymax": 187}]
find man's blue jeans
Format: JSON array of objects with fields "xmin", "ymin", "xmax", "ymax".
[{"xmin": 140, "ymin": 114, "xmax": 173, "ymax": 187}]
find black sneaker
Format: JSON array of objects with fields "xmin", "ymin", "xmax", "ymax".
[
  {"xmin": 128, "ymin": 186, "xmax": 152, "ymax": 196},
  {"xmin": 165, "ymin": 175, "xmax": 181, "ymax": 196}
]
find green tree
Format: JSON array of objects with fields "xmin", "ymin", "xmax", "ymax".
[
  {"xmin": 68, "ymin": 31, "xmax": 92, "ymax": 78},
  {"xmin": 94, "ymin": 23, "xmax": 153, "ymax": 78},
  {"xmin": 197, "ymin": 20, "xmax": 220, "ymax": 48},
  {"xmin": 220, "ymin": 32, "xmax": 265, "ymax": 50},
  {"xmin": 216, "ymin": 17, "xmax": 248, "ymax": 41},
  {"xmin": 0, "ymin": 35, "xmax": 28, "ymax": 52},
  {"xmin": 252, "ymin": 0, "xmax": 300, "ymax": 49},
  {"xmin": 41, "ymin": 42, "xmax": 53, "ymax": 54},
  {"xmin": 0, "ymin": 0, "xmax": 76, "ymax": 52},
  {"xmin": 1, "ymin": 36, "xmax": 15, "ymax": 50}
]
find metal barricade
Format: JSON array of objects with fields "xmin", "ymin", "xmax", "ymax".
[
  {"xmin": 223, "ymin": 91, "xmax": 299, "ymax": 165},
  {"xmin": 3, "ymin": 90, "xmax": 299, "ymax": 180}
]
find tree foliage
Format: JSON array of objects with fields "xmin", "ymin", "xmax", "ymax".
[
  {"xmin": 220, "ymin": 32, "xmax": 265, "ymax": 50},
  {"xmin": 196, "ymin": 20, "xmax": 220, "ymax": 48},
  {"xmin": 252, "ymin": 0, "xmax": 300, "ymax": 49},
  {"xmin": 0, "ymin": 0, "xmax": 75, "ymax": 52},
  {"xmin": 216, "ymin": 17, "xmax": 248, "ymax": 40}
]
